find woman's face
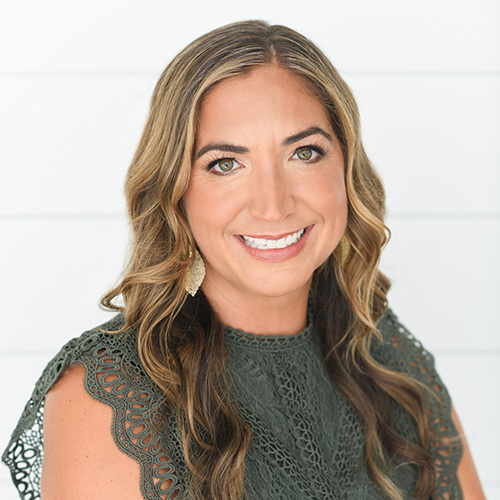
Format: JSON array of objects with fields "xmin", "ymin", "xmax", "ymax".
[{"xmin": 183, "ymin": 65, "xmax": 347, "ymax": 302}]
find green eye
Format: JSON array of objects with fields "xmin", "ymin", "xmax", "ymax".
[
  {"xmin": 206, "ymin": 157, "xmax": 242, "ymax": 176},
  {"xmin": 219, "ymin": 159, "xmax": 235, "ymax": 171},
  {"xmin": 293, "ymin": 146, "xmax": 324, "ymax": 163},
  {"xmin": 297, "ymin": 147, "xmax": 313, "ymax": 160}
]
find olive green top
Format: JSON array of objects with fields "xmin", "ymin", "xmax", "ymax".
[{"xmin": 2, "ymin": 309, "xmax": 462, "ymax": 499}]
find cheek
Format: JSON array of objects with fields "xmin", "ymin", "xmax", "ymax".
[
  {"xmin": 333, "ymin": 181, "xmax": 348, "ymax": 219},
  {"xmin": 324, "ymin": 187, "xmax": 348, "ymax": 239},
  {"xmin": 183, "ymin": 179, "xmax": 237, "ymax": 245},
  {"xmin": 307, "ymin": 169, "xmax": 347, "ymax": 220},
  {"xmin": 182, "ymin": 182, "xmax": 208, "ymax": 241}
]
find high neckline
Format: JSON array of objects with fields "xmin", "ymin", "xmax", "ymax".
[{"xmin": 223, "ymin": 321, "xmax": 314, "ymax": 351}]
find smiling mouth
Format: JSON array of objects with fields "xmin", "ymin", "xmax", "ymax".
[{"xmin": 240, "ymin": 228, "xmax": 306, "ymax": 250}]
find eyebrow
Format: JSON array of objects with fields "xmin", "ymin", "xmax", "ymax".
[
  {"xmin": 194, "ymin": 143, "xmax": 249, "ymax": 160},
  {"xmin": 194, "ymin": 126, "xmax": 333, "ymax": 160},
  {"xmin": 281, "ymin": 126, "xmax": 333, "ymax": 146}
]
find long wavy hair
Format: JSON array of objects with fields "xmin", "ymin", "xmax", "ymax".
[{"xmin": 102, "ymin": 20, "xmax": 436, "ymax": 500}]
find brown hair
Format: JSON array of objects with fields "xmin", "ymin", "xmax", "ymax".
[{"xmin": 102, "ymin": 20, "xmax": 435, "ymax": 500}]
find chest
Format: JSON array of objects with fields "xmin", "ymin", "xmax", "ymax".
[{"xmin": 223, "ymin": 344, "xmax": 417, "ymax": 500}]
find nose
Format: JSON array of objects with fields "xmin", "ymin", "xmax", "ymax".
[{"xmin": 248, "ymin": 163, "xmax": 295, "ymax": 222}]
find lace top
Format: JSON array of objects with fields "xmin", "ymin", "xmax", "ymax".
[{"xmin": 2, "ymin": 309, "xmax": 463, "ymax": 499}]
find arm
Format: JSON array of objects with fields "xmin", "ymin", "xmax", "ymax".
[
  {"xmin": 452, "ymin": 406, "xmax": 486, "ymax": 500},
  {"xmin": 41, "ymin": 363, "xmax": 145, "ymax": 500}
]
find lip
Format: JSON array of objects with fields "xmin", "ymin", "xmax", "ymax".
[
  {"xmin": 235, "ymin": 225, "xmax": 313, "ymax": 262},
  {"xmin": 241, "ymin": 228, "xmax": 305, "ymax": 240}
]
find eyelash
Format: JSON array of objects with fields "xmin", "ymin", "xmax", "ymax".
[
  {"xmin": 203, "ymin": 144, "xmax": 327, "ymax": 176},
  {"xmin": 204, "ymin": 156, "xmax": 242, "ymax": 176},
  {"xmin": 292, "ymin": 144, "xmax": 326, "ymax": 162}
]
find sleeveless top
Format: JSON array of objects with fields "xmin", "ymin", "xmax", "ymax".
[{"xmin": 2, "ymin": 309, "xmax": 463, "ymax": 499}]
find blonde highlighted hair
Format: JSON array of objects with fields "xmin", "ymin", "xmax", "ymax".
[{"xmin": 102, "ymin": 20, "xmax": 435, "ymax": 500}]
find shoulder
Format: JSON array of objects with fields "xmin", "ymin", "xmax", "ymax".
[
  {"xmin": 3, "ymin": 315, "xmax": 185, "ymax": 500},
  {"xmin": 372, "ymin": 308, "xmax": 436, "ymax": 380},
  {"xmin": 42, "ymin": 363, "xmax": 144, "ymax": 499},
  {"xmin": 57, "ymin": 313, "xmax": 135, "ymax": 365},
  {"xmin": 33, "ymin": 314, "xmax": 134, "ymax": 395},
  {"xmin": 38, "ymin": 313, "xmax": 163, "ymax": 408},
  {"xmin": 373, "ymin": 308, "xmax": 465, "ymax": 499},
  {"xmin": 5, "ymin": 314, "xmax": 135, "ymax": 439},
  {"xmin": 372, "ymin": 309, "xmax": 451, "ymax": 423}
]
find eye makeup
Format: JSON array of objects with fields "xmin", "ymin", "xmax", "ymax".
[{"xmin": 201, "ymin": 142, "xmax": 328, "ymax": 176}]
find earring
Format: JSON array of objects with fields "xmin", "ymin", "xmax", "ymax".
[
  {"xmin": 334, "ymin": 235, "xmax": 350, "ymax": 267},
  {"xmin": 185, "ymin": 249, "xmax": 206, "ymax": 296}
]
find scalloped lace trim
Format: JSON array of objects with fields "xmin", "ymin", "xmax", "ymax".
[
  {"xmin": 2, "ymin": 319, "xmax": 186, "ymax": 500},
  {"xmin": 3, "ymin": 311, "xmax": 463, "ymax": 500},
  {"xmin": 380, "ymin": 311, "xmax": 464, "ymax": 499}
]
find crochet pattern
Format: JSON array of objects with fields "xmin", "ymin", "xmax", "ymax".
[{"xmin": 3, "ymin": 310, "xmax": 462, "ymax": 499}]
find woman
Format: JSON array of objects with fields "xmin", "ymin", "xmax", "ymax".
[{"xmin": 2, "ymin": 20, "xmax": 484, "ymax": 500}]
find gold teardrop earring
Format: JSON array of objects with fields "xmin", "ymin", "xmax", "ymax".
[
  {"xmin": 333, "ymin": 235, "xmax": 350, "ymax": 268},
  {"xmin": 184, "ymin": 249, "xmax": 206, "ymax": 296}
]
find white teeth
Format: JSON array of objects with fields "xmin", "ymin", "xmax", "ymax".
[
  {"xmin": 276, "ymin": 237, "xmax": 287, "ymax": 249},
  {"xmin": 241, "ymin": 228, "xmax": 306, "ymax": 250}
]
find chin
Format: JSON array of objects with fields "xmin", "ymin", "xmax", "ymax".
[{"xmin": 242, "ymin": 277, "xmax": 312, "ymax": 299}]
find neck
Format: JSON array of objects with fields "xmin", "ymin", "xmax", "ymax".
[{"xmin": 201, "ymin": 281, "xmax": 310, "ymax": 336}]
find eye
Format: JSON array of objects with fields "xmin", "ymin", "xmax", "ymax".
[
  {"xmin": 208, "ymin": 157, "xmax": 241, "ymax": 175},
  {"xmin": 292, "ymin": 146, "xmax": 324, "ymax": 162}
]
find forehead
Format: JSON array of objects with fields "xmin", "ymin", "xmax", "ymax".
[{"xmin": 196, "ymin": 65, "xmax": 332, "ymax": 141}]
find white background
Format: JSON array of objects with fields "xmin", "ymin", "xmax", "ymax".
[{"xmin": 1, "ymin": 0, "xmax": 499, "ymax": 498}]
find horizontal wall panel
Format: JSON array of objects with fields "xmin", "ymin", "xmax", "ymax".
[
  {"xmin": 436, "ymin": 354, "xmax": 500, "ymax": 486},
  {"xmin": 0, "ymin": 218, "xmax": 128, "ymax": 351},
  {"xmin": 0, "ymin": 76, "xmax": 155, "ymax": 215},
  {"xmin": 0, "ymin": 0, "xmax": 498, "ymax": 73},
  {"xmin": 381, "ymin": 216, "xmax": 500, "ymax": 351},
  {"xmin": 1, "ymin": 75, "xmax": 499, "ymax": 215},
  {"xmin": 345, "ymin": 74, "xmax": 500, "ymax": 215}
]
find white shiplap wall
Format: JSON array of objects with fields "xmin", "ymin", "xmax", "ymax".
[{"xmin": 1, "ymin": 1, "xmax": 498, "ymax": 498}]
